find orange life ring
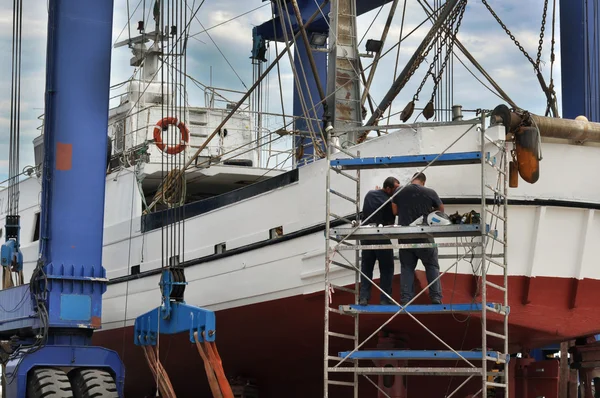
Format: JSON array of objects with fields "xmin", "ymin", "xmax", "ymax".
[{"xmin": 153, "ymin": 117, "xmax": 190, "ymax": 155}]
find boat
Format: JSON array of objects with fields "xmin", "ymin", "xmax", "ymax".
[{"xmin": 2, "ymin": 0, "xmax": 600, "ymax": 396}]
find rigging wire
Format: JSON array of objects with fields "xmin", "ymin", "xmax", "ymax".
[
  {"xmin": 192, "ymin": 16, "xmax": 248, "ymax": 90},
  {"xmin": 274, "ymin": 0, "xmax": 324, "ymax": 158},
  {"xmin": 188, "ymin": 3, "xmax": 270, "ymax": 40},
  {"xmin": 386, "ymin": 0, "xmax": 407, "ymax": 127}
]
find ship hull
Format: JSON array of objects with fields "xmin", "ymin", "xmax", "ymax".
[
  {"xmin": 94, "ymin": 269, "xmax": 600, "ymax": 397},
  {"xmin": 6, "ymin": 123, "xmax": 600, "ymax": 396}
]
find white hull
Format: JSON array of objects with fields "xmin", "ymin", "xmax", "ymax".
[{"xmin": 5, "ymin": 123, "xmax": 600, "ymax": 333}]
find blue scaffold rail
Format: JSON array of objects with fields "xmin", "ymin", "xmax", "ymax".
[
  {"xmin": 338, "ymin": 350, "xmax": 509, "ymax": 363},
  {"xmin": 339, "ymin": 302, "xmax": 509, "ymax": 315},
  {"xmin": 330, "ymin": 151, "xmax": 482, "ymax": 170},
  {"xmin": 331, "ymin": 224, "xmax": 482, "ymax": 240}
]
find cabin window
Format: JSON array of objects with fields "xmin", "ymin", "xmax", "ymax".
[
  {"xmin": 33, "ymin": 212, "xmax": 40, "ymax": 242},
  {"xmin": 270, "ymin": 226, "xmax": 283, "ymax": 239},
  {"xmin": 215, "ymin": 243, "xmax": 226, "ymax": 254}
]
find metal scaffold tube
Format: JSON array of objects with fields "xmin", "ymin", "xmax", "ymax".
[{"xmin": 323, "ymin": 111, "xmax": 510, "ymax": 397}]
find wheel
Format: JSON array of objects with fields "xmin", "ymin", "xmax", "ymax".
[
  {"xmin": 27, "ymin": 368, "xmax": 74, "ymax": 398},
  {"xmin": 70, "ymin": 369, "xmax": 118, "ymax": 398}
]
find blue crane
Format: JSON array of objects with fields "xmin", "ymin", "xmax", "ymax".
[
  {"xmin": 0, "ymin": 0, "xmax": 224, "ymax": 395},
  {"xmin": 0, "ymin": 0, "xmax": 126, "ymax": 396}
]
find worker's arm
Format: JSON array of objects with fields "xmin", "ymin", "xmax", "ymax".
[
  {"xmin": 392, "ymin": 202, "xmax": 398, "ymax": 216},
  {"xmin": 429, "ymin": 188, "xmax": 445, "ymax": 213}
]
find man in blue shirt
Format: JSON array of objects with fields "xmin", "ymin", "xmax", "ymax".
[
  {"xmin": 392, "ymin": 172, "xmax": 444, "ymax": 305},
  {"xmin": 359, "ymin": 176, "xmax": 399, "ymax": 305}
]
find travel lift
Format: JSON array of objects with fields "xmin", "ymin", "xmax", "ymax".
[{"xmin": 0, "ymin": 0, "xmax": 227, "ymax": 397}]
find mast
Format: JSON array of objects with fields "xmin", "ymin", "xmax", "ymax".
[{"xmin": 325, "ymin": 0, "xmax": 363, "ymax": 147}]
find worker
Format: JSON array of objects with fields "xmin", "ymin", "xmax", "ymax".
[
  {"xmin": 358, "ymin": 176, "xmax": 399, "ymax": 306},
  {"xmin": 392, "ymin": 172, "xmax": 444, "ymax": 305}
]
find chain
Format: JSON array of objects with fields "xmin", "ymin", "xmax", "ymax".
[
  {"xmin": 412, "ymin": 2, "xmax": 465, "ymax": 100},
  {"xmin": 428, "ymin": 2, "xmax": 466, "ymax": 102},
  {"xmin": 386, "ymin": 0, "xmax": 462, "ymax": 106},
  {"xmin": 481, "ymin": 0, "xmax": 538, "ymax": 71},
  {"xmin": 536, "ymin": 0, "xmax": 548, "ymax": 68}
]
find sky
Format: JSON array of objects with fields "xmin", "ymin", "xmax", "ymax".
[{"xmin": 0, "ymin": 0, "xmax": 562, "ymax": 182}]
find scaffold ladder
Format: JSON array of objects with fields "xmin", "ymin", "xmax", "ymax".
[{"xmin": 323, "ymin": 117, "xmax": 509, "ymax": 398}]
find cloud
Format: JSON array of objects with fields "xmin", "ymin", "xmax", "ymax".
[{"xmin": 0, "ymin": 0, "xmax": 566, "ymax": 179}]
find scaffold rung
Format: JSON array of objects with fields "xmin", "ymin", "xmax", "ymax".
[
  {"xmin": 329, "ymin": 189, "xmax": 357, "ymax": 204},
  {"xmin": 485, "ymin": 280, "xmax": 507, "ymax": 292},
  {"xmin": 333, "ymin": 168, "xmax": 359, "ymax": 182},
  {"xmin": 485, "ymin": 330, "xmax": 507, "ymax": 340},
  {"xmin": 486, "ymin": 381, "xmax": 508, "ymax": 388},
  {"xmin": 327, "ymin": 331, "xmax": 355, "ymax": 340},
  {"xmin": 330, "ymin": 284, "xmax": 357, "ymax": 294},
  {"xmin": 326, "ymin": 380, "xmax": 355, "ymax": 387},
  {"xmin": 339, "ymin": 350, "xmax": 508, "ymax": 362},
  {"xmin": 328, "ymin": 367, "xmax": 488, "ymax": 376},
  {"xmin": 340, "ymin": 302, "xmax": 504, "ymax": 315}
]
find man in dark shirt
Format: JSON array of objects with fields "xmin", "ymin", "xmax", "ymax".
[
  {"xmin": 392, "ymin": 172, "xmax": 445, "ymax": 305},
  {"xmin": 359, "ymin": 176, "xmax": 399, "ymax": 305}
]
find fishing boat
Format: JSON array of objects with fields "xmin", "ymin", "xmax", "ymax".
[{"xmin": 2, "ymin": 0, "xmax": 600, "ymax": 396}]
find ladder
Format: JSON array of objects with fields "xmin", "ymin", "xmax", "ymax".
[{"xmin": 323, "ymin": 117, "xmax": 510, "ymax": 397}]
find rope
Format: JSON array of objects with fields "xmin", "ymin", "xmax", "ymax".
[{"xmin": 152, "ymin": 168, "xmax": 186, "ymax": 208}]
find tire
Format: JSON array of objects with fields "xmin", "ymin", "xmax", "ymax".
[
  {"xmin": 27, "ymin": 368, "xmax": 74, "ymax": 398},
  {"xmin": 70, "ymin": 369, "xmax": 118, "ymax": 398}
]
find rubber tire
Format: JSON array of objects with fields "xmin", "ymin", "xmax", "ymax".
[
  {"xmin": 70, "ymin": 369, "xmax": 118, "ymax": 398},
  {"xmin": 27, "ymin": 368, "xmax": 74, "ymax": 398}
]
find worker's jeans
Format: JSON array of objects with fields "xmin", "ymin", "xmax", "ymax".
[
  {"xmin": 399, "ymin": 244, "xmax": 442, "ymax": 304},
  {"xmin": 359, "ymin": 240, "xmax": 394, "ymax": 303}
]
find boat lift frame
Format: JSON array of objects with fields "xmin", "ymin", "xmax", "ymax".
[{"xmin": 323, "ymin": 116, "xmax": 510, "ymax": 397}]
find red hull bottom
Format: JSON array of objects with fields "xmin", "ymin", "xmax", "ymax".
[{"xmin": 94, "ymin": 272, "xmax": 600, "ymax": 397}]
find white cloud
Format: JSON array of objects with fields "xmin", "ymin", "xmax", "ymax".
[{"xmin": 0, "ymin": 0, "xmax": 569, "ymax": 177}]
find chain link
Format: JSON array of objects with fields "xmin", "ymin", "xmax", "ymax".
[
  {"xmin": 481, "ymin": 0, "xmax": 539, "ymax": 71},
  {"xmin": 536, "ymin": 0, "xmax": 548, "ymax": 68},
  {"xmin": 413, "ymin": 2, "xmax": 465, "ymax": 100},
  {"xmin": 428, "ymin": 2, "xmax": 466, "ymax": 103},
  {"xmin": 387, "ymin": 0, "xmax": 463, "ymax": 106}
]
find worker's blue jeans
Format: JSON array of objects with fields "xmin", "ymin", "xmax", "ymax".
[
  {"xmin": 399, "ymin": 246, "xmax": 443, "ymax": 304},
  {"xmin": 359, "ymin": 240, "xmax": 394, "ymax": 303}
]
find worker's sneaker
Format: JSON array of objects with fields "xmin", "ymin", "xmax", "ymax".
[
  {"xmin": 380, "ymin": 298, "xmax": 393, "ymax": 305},
  {"xmin": 358, "ymin": 298, "xmax": 368, "ymax": 306},
  {"xmin": 431, "ymin": 299, "xmax": 442, "ymax": 305}
]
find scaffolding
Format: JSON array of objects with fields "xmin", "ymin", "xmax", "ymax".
[{"xmin": 323, "ymin": 117, "xmax": 510, "ymax": 397}]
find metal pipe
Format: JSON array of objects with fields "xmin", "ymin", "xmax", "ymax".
[
  {"xmin": 503, "ymin": 113, "xmax": 600, "ymax": 142},
  {"xmin": 365, "ymin": 0, "xmax": 461, "ymax": 127}
]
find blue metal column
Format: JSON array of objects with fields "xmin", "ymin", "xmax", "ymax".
[
  {"xmin": 293, "ymin": 39, "xmax": 327, "ymax": 166},
  {"xmin": 560, "ymin": 0, "xmax": 600, "ymax": 121},
  {"xmin": 40, "ymin": 0, "xmax": 114, "ymax": 327}
]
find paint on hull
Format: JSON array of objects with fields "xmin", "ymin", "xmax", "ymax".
[{"xmin": 94, "ymin": 272, "xmax": 600, "ymax": 397}]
